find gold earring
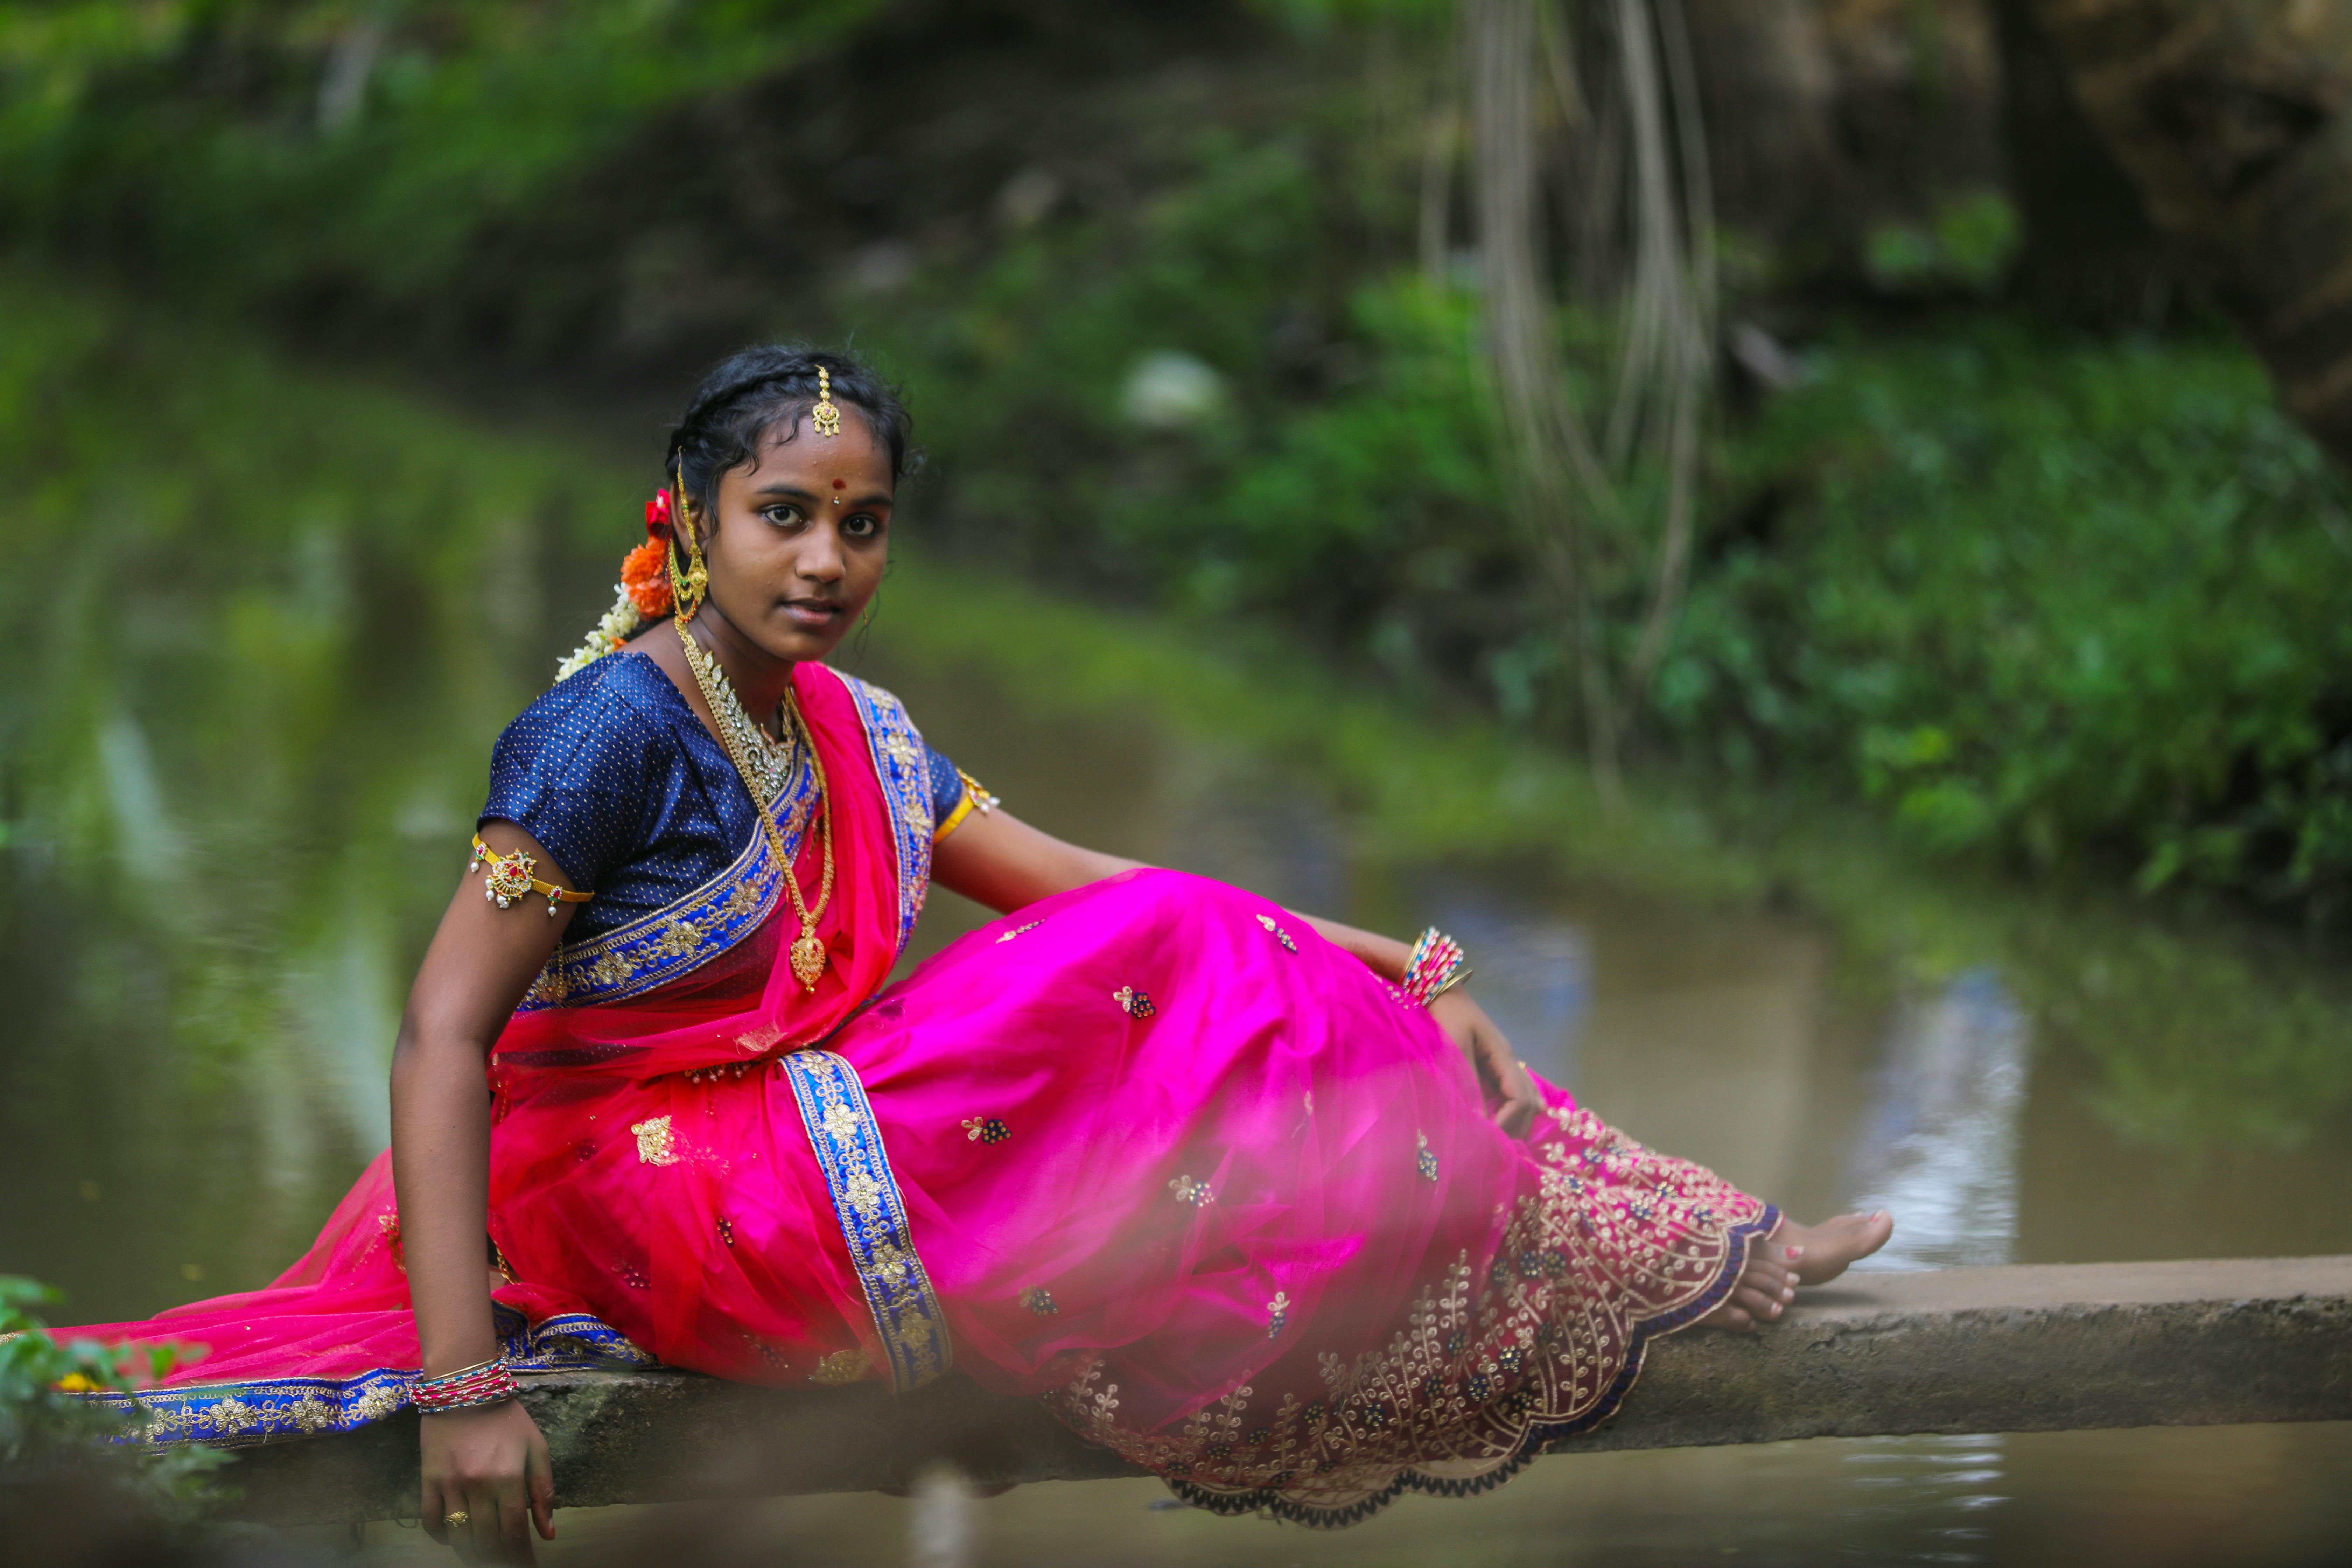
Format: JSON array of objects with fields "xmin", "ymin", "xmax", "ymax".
[
  {"xmin": 668, "ymin": 458, "xmax": 708, "ymax": 621},
  {"xmin": 813, "ymin": 366, "xmax": 842, "ymax": 438}
]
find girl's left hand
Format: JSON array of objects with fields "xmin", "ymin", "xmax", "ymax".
[{"xmin": 1430, "ymin": 989, "xmax": 1543, "ymax": 1138}]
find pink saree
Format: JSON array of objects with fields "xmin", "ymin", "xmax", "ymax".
[{"xmin": 57, "ymin": 660, "xmax": 1773, "ymax": 1526}]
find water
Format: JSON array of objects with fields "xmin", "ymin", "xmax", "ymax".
[{"xmin": 2, "ymin": 278, "xmax": 2350, "ymax": 1563}]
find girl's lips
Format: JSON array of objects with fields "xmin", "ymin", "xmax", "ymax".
[{"xmin": 781, "ymin": 601, "xmax": 842, "ymax": 628}]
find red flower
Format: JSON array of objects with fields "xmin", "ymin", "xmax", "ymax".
[
  {"xmin": 645, "ymin": 489, "xmax": 674, "ymax": 540},
  {"xmin": 622, "ymin": 538, "xmax": 673, "ymax": 618}
]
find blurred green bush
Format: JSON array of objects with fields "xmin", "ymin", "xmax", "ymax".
[
  {"xmin": 0, "ymin": 1, "xmax": 873, "ymax": 305},
  {"xmin": 0, "ymin": 1276, "xmax": 225, "ymax": 1508},
  {"xmin": 855, "ymin": 134, "xmax": 2352, "ymax": 921},
  {"xmin": 1666, "ymin": 322, "xmax": 2352, "ymax": 918}
]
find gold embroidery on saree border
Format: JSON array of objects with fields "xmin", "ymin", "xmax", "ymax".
[
  {"xmin": 520, "ymin": 825, "xmax": 788, "ymax": 1010},
  {"xmin": 782, "ymin": 1049, "xmax": 953, "ymax": 1393},
  {"xmin": 1046, "ymin": 1106, "xmax": 1771, "ymax": 1525},
  {"xmin": 838, "ymin": 672, "xmax": 936, "ymax": 954},
  {"xmin": 810, "ymin": 1348, "xmax": 872, "ymax": 1386}
]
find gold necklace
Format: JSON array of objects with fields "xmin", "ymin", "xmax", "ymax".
[{"xmin": 675, "ymin": 619, "xmax": 837, "ymax": 992}]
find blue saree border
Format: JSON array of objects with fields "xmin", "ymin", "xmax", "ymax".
[
  {"xmin": 837, "ymin": 672, "xmax": 934, "ymax": 957},
  {"xmin": 74, "ymin": 1308, "xmax": 654, "ymax": 1450},
  {"xmin": 782, "ymin": 1049, "xmax": 952, "ymax": 1393},
  {"xmin": 519, "ymin": 779, "xmax": 804, "ymax": 1010}
]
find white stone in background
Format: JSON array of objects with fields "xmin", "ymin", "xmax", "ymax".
[
  {"xmin": 907, "ymin": 1460, "xmax": 977, "ymax": 1568},
  {"xmin": 1121, "ymin": 351, "xmax": 1225, "ymax": 429},
  {"xmin": 994, "ymin": 166, "xmax": 1064, "ymax": 232},
  {"xmin": 847, "ymin": 241, "xmax": 919, "ymax": 295}
]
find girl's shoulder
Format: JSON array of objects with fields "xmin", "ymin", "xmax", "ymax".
[
  {"xmin": 483, "ymin": 652, "xmax": 702, "ymax": 893},
  {"xmin": 493, "ymin": 650, "xmax": 692, "ymax": 783}
]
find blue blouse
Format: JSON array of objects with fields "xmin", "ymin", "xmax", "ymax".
[{"xmin": 479, "ymin": 652, "xmax": 966, "ymax": 944}]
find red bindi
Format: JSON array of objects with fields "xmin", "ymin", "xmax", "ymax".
[{"xmin": 832, "ymin": 478, "xmax": 846, "ymax": 490}]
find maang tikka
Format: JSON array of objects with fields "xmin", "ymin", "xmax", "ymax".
[
  {"xmin": 667, "ymin": 456, "xmax": 709, "ymax": 621},
  {"xmin": 812, "ymin": 366, "xmax": 843, "ymax": 438}
]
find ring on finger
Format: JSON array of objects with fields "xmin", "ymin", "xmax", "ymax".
[{"xmin": 444, "ymin": 1511, "xmax": 470, "ymax": 1526}]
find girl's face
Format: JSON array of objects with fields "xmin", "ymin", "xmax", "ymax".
[{"xmin": 697, "ymin": 409, "xmax": 893, "ymax": 664}]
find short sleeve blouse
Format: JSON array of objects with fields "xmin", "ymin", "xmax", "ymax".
[{"xmin": 479, "ymin": 652, "xmax": 970, "ymax": 945}]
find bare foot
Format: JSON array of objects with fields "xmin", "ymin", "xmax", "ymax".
[
  {"xmin": 1774, "ymin": 1210, "xmax": 1893, "ymax": 1286},
  {"xmin": 1697, "ymin": 1210, "xmax": 1893, "ymax": 1331}
]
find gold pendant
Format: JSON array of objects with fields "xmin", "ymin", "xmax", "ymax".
[{"xmin": 790, "ymin": 930, "xmax": 827, "ymax": 992}]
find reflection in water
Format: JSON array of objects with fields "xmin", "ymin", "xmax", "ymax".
[
  {"xmin": 1836, "ymin": 1433, "xmax": 2008, "ymax": 1565},
  {"xmin": 1418, "ymin": 885, "xmax": 1589, "ymax": 1087},
  {"xmin": 1848, "ymin": 968, "xmax": 2032, "ymax": 1272}
]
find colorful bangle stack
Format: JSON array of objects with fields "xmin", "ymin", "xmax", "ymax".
[
  {"xmin": 411, "ymin": 1357, "xmax": 521, "ymax": 1415},
  {"xmin": 1400, "ymin": 927, "xmax": 1471, "ymax": 1007}
]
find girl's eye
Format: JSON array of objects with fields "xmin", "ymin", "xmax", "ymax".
[
  {"xmin": 842, "ymin": 513, "xmax": 882, "ymax": 539},
  {"xmin": 761, "ymin": 504, "xmax": 806, "ymax": 528}
]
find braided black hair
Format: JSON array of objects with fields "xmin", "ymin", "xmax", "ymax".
[{"xmin": 665, "ymin": 346, "xmax": 915, "ymax": 519}]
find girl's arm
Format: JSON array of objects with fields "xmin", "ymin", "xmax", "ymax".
[
  {"xmin": 390, "ymin": 819, "xmax": 574, "ymax": 1563},
  {"xmin": 930, "ymin": 808, "xmax": 1543, "ymax": 1135}
]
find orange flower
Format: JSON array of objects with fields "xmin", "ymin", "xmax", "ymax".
[{"xmin": 622, "ymin": 538, "xmax": 673, "ymax": 618}]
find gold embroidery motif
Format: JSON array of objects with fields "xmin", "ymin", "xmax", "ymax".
[
  {"xmin": 820, "ymin": 1101, "xmax": 862, "ymax": 1142},
  {"xmin": 1023, "ymin": 1287, "xmax": 1059, "ymax": 1316},
  {"xmin": 1168, "ymin": 1174, "xmax": 1214, "ymax": 1207},
  {"xmin": 963, "ymin": 1116, "xmax": 1010, "ymax": 1144},
  {"xmin": 377, "ymin": 1212, "xmax": 406, "ymax": 1273},
  {"xmin": 631, "ymin": 1116, "xmax": 678, "ymax": 1166},
  {"xmin": 1048, "ymin": 1106, "xmax": 1769, "ymax": 1524},
  {"xmin": 810, "ymin": 1348, "xmax": 872, "ymax": 1386},
  {"xmin": 1416, "ymin": 1131, "xmax": 1439, "ymax": 1182},
  {"xmin": 842, "ymin": 1170, "xmax": 884, "ymax": 1213},
  {"xmin": 204, "ymin": 1396, "xmax": 260, "ymax": 1435},
  {"xmin": 351, "ymin": 1382, "xmax": 406, "ymax": 1423},
  {"xmin": 996, "ymin": 922, "xmax": 1041, "ymax": 943},
  {"xmin": 1267, "ymin": 1290, "xmax": 1291, "ymax": 1338},
  {"xmin": 286, "ymin": 1394, "xmax": 337, "ymax": 1434},
  {"xmin": 1114, "ymin": 985, "xmax": 1156, "ymax": 1019},
  {"xmin": 1256, "ymin": 913, "xmax": 1298, "ymax": 952}
]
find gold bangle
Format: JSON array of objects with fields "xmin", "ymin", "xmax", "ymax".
[{"xmin": 471, "ymin": 834, "xmax": 594, "ymax": 917}]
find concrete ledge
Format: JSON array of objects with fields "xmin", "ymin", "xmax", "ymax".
[{"xmin": 212, "ymin": 1257, "xmax": 2352, "ymax": 1525}]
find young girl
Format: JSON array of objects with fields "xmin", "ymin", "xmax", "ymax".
[{"xmin": 59, "ymin": 348, "xmax": 1889, "ymax": 1558}]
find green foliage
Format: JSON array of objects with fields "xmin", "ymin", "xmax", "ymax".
[
  {"xmin": 850, "ymin": 131, "xmax": 2352, "ymax": 925},
  {"xmin": 1664, "ymin": 318, "xmax": 2352, "ymax": 915},
  {"xmin": 849, "ymin": 134, "xmax": 1540, "ymax": 705},
  {"xmin": 4, "ymin": 0, "xmax": 2345, "ymax": 933},
  {"xmin": 0, "ymin": 1277, "xmax": 225, "ymax": 1505},
  {"xmin": 0, "ymin": 0, "xmax": 872, "ymax": 303},
  {"xmin": 1863, "ymin": 189, "xmax": 2022, "ymax": 295}
]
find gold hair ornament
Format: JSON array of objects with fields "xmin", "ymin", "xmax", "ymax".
[
  {"xmin": 470, "ymin": 835, "xmax": 593, "ymax": 917},
  {"xmin": 812, "ymin": 366, "xmax": 843, "ymax": 438}
]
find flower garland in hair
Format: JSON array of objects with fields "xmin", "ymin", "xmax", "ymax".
[{"xmin": 556, "ymin": 489, "xmax": 680, "ymax": 680}]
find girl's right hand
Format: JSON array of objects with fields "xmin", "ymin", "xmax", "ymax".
[{"xmin": 421, "ymin": 1400, "xmax": 556, "ymax": 1563}]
